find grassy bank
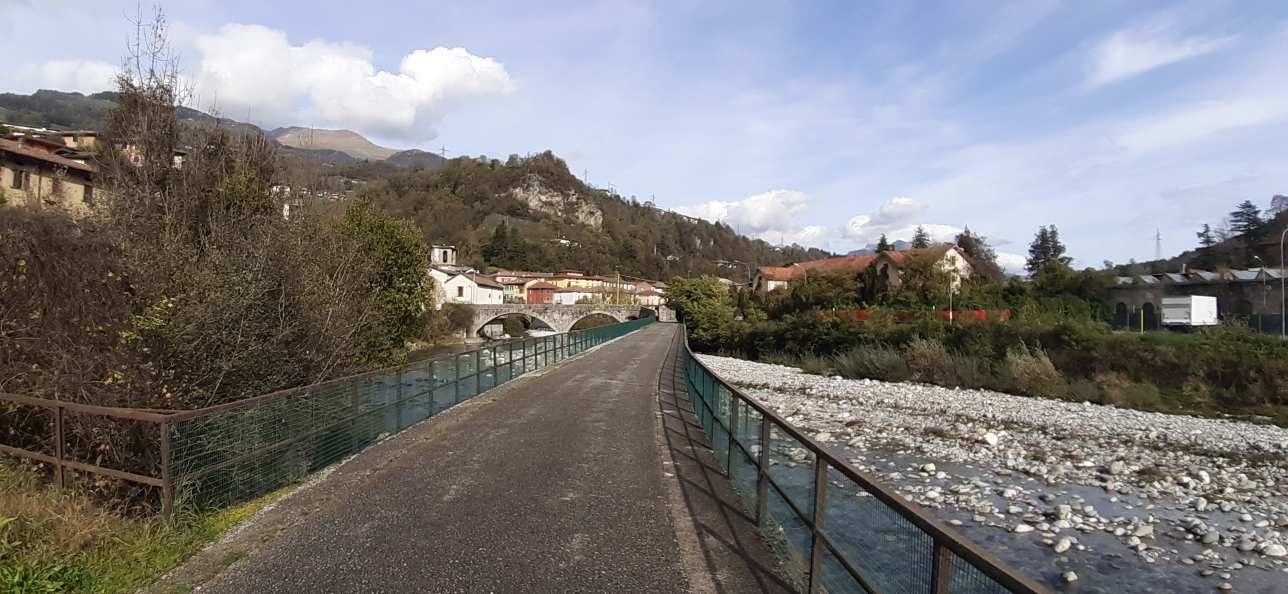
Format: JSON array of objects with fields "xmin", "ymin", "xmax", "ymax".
[{"xmin": 0, "ymin": 461, "xmax": 286, "ymax": 594}]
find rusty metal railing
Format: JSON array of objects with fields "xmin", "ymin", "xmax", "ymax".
[
  {"xmin": 0, "ymin": 317, "xmax": 654, "ymax": 513},
  {"xmin": 679, "ymin": 325, "xmax": 1049, "ymax": 594}
]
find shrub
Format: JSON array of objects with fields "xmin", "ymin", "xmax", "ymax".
[
  {"xmin": 947, "ymin": 353, "xmax": 996, "ymax": 390},
  {"xmin": 904, "ymin": 338, "xmax": 957, "ymax": 385},
  {"xmin": 795, "ymin": 353, "xmax": 833, "ymax": 376},
  {"xmin": 1006, "ymin": 343, "xmax": 1067, "ymax": 398},
  {"xmin": 1095, "ymin": 372, "xmax": 1163, "ymax": 410},
  {"xmin": 832, "ymin": 346, "xmax": 911, "ymax": 382}
]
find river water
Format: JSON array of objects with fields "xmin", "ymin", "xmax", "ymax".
[{"xmin": 753, "ymin": 441, "xmax": 1287, "ymax": 593}]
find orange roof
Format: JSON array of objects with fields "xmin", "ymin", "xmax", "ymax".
[
  {"xmin": 880, "ymin": 245, "xmax": 953, "ymax": 264},
  {"xmin": 0, "ymin": 138, "xmax": 96, "ymax": 173},
  {"xmin": 758, "ymin": 254, "xmax": 880, "ymax": 282},
  {"xmin": 756, "ymin": 266, "xmax": 801, "ymax": 282},
  {"xmin": 755, "ymin": 248, "xmax": 958, "ymax": 284},
  {"xmin": 471, "ymin": 275, "xmax": 503, "ymax": 289},
  {"xmin": 526, "ymin": 281, "xmax": 559, "ymax": 291}
]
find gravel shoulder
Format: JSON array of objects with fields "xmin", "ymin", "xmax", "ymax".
[{"xmin": 699, "ymin": 354, "xmax": 1288, "ymax": 593}]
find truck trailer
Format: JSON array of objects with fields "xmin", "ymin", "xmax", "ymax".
[{"xmin": 1161, "ymin": 295, "xmax": 1219, "ymax": 327}]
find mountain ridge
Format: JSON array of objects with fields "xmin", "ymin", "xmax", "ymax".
[{"xmin": 0, "ymin": 89, "xmax": 442, "ymax": 169}]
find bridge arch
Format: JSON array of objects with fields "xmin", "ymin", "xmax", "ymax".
[
  {"xmin": 462, "ymin": 304, "xmax": 672, "ymax": 337},
  {"xmin": 474, "ymin": 312, "xmax": 555, "ymax": 339},
  {"xmin": 568, "ymin": 311, "xmax": 624, "ymax": 331}
]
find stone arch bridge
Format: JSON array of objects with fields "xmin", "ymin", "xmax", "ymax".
[{"xmin": 464, "ymin": 304, "xmax": 675, "ymax": 337}]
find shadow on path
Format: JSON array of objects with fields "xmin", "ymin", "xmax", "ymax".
[{"xmin": 656, "ymin": 329, "xmax": 796, "ymax": 594}]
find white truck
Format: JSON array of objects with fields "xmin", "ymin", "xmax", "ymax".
[{"xmin": 1161, "ymin": 295, "xmax": 1219, "ymax": 327}]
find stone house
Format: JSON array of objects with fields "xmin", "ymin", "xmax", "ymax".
[{"xmin": 0, "ymin": 136, "xmax": 98, "ymax": 218}]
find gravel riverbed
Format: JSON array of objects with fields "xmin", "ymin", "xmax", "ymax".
[{"xmin": 698, "ymin": 354, "xmax": 1288, "ymax": 593}]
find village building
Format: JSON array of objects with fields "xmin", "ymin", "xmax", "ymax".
[
  {"xmin": 751, "ymin": 246, "xmax": 974, "ymax": 293},
  {"xmin": 1108, "ymin": 267, "xmax": 1286, "ymax": 330},
  {"xmin": 430, "ymin": 244, "xmax": 459, "ymax": 267},
  {"xmin": 524, "ymin": 281, "xmax": 559, "ymax": 304},
  {"xmin": 552, "ymin": 287, "xmax": 595, "ymax": 305},
  {"xmin": 636, "ymin": 288, "xmax": 665, "ymax": 306},
  {"xmin": 436, "ymin": 273, "xmax": 504, "ymax": 305},
  {"xmin": 0, "ymin": 136, "xmax": 98, "ymax": 218}
]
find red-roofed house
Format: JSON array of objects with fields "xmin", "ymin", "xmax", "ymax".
[
  {"xmin": 0, "ymin": 137, "xmax": 99, "ymax": 218},
  {"xmin": 752, "ymin": 247, "xmax": 972, "ymax": 293},
  {"xmin": 525, "ymin": 281, "xmax": 559, "ymax": 304}
]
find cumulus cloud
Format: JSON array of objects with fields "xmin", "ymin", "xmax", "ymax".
[
  {"xmin": 184, "ymin": 24, "xmax": 515, "ymax": 141},
  {"xmin": 1087, "ymin": 24, "xmax": 1231, "ymax": 88},
  {"xmin": 995, "ymin": 252, "xmax": 1029, "ymax": 276},
  {"xmin": 843, "ymin": 196, "xmax": 931, "ymax": 244},
  {"xmin": 13, "ymin": 59, "xmax": 117, "ymax": 94},
  {"xmin": 675, "ymin": 189, "xmax": 825, "ymax": 246}
]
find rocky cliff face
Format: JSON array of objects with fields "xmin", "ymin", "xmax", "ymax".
[{"xmin": 507, "ymin": 174, "xmax": 603, "ymax": 230}]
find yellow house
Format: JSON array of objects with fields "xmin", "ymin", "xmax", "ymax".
[{"xmin": 0, "ymin": 137, "xmax": 98, "ymax": 218}]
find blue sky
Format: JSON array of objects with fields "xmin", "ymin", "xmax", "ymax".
[{"xmin": 5, "ymin": 0, "xmax": 1288, "ymax": 271}]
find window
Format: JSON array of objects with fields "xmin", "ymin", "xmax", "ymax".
[
  {"xmin": 456, "ymin": 286, "xmax": 464, "ymax": 298},
  {"xmin": 84, "ymin": 184, "xmax": 94, "ymax": 205},
  {"xmin": 10, "ymin": 169, "xmax": 23, "ymax": 190}
]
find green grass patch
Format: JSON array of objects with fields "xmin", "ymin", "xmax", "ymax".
[{"xmin": 0, "ymin": 460, "xmax": 292, "ymax": 594}]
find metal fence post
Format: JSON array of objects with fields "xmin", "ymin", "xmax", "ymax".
[
  {"xmin": 455, "ymin": 354, "xmax": 462, "ymax": 403},
  {"xmin": 808, "ymin": 457, "xmax": 829, "ymax": 594},
  {"xmin": 395, "ymin": 368, "xmax": 404, "ymax": 430},
  {"xmin": 756, "ymin": 414, "xmax": 771, "ymax": 525},
  {"xmin": 475, "ymin": 350, "xmax": 482, "ymax": 394},
  {"xmin": 53, "ymin": 404, "xmax": 65, "ymax": 489},
  {"xmin": 350, "ymin": 382, "xmax": 360, "ymax": 449},
  {"xmin": 726, "ymin": 396, "xmax": 739, "ymax": 476},
  {"xmin": 160, "ymin": 420, "xmax": 173, "ymax": 517},
  {"xmin": 932, "ymin": 543, "xmax": 952, "ymax": 594}
]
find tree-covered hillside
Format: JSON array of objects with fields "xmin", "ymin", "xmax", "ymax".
[{"xmin": 359, "ymin": 151, "xmax": 832, "ymax": 280}]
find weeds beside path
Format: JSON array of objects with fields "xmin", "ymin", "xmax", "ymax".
[{"xmin": 0, "ymin": 461, "xmax": 286, "ymax": 594}]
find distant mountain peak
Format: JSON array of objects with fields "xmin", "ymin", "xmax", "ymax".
[{"xmin": 269, "ymin": 126, "xmax": 398, "ymax": 161}]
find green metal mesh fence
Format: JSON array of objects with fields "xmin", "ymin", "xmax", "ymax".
[
  {"xmin": 680, "ymin": 326, "xmax": 1048, "ymax": 594},
  {"xmin": 167, "ymin": 317, "xmax": 653, "ymax": 507}
]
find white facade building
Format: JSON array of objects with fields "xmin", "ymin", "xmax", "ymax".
[{"xmin": 429, "ymin": 267, "xmax": 504, "ymax": 306}]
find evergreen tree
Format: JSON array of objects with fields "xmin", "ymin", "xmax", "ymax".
[
  {"xmin": 1229, "ymin": 200, "xmax": 1264, "ymax": 236},
  {"xmin": 1196, "ymin": 224, "xmax": 1216, "ymax": 248},
  {"xmin": 1026, "ymin": 225, "xmax": 1070, "ymax": 273},
  {"xmin": 482, "ymin": 221, "xmax": 511, "ymax": 265},
  {"xmin": 876, "ymin": 233, "xmax": 892, "ymax": 252},
  {"xmin": 911, "ymin": 226, "xmax": 931, "ymax": 249},
  {"xmin": 954, "ymin": 226, "xmax": 1002, "ymax": 280}
]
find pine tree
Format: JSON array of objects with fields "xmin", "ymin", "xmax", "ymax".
[
  {"xmin": 1196, "ymin": 224, "xmax": 1216, "ymax": 248},
  {"xmin": 1026, "ymin": 225, "xmax": 1070, "ymax": 273},
  {"xmin": 876, "ymin": 233, "xmax": 892, "ymax": 252},
  {"xmin": 911, "ymin": 226, "xmax": 931, "ymax": 249},
  {"xmin": 1229, "ymin": 200, "xmax": 1264, "ymax": 236},
  {"xmin": 955, "ymin": 226, "xmax": 1002, "ymax": 279},
  {"xmin": 482, "ymin": 222, "xmax": 509, "ymax": 264}
]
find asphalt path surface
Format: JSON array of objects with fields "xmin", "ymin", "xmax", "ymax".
[{"xmin": 195, "ymin": 323, "xmax": 784, "ymax": 594}]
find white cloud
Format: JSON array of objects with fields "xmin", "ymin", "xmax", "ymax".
[
  {"xmin": 1087, "ymin": 25, "xmax": 1231, "ymax": 88},
  {"xmin": 14, "ymin": 59, "xmax": 116, "ymax": 94},
  {"xmin": 880, "ymin": 223, "xmax": 963, "ymax": 245},
  {"xmin": 842, "ymin": 196, "xmax": 930, "ymax": 244},
  {"xmin": 996, "ymin": 252, "xmax": 1028, "ymax": 276},
  {"xmin": 675, "ymin": 189, "xmax": 826, "ymax": 246},
  {"xmin": 184, "ymin": 24, "xmax": 515, "ymax": 141},
  {"xmin": 1115, "ymin": 98, "xmax": 1282, "ymax": 153}
]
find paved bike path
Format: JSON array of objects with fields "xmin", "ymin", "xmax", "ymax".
[{"xmin": 188, "ymin": 323, "xmax": 785, "ymax": 593}]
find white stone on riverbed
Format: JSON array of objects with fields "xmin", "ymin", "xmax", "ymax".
[{"xmin": 695, "ymin": 354, "xmax": 1288, "ymax": 588}]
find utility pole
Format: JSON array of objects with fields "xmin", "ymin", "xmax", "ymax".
[
  {"xmin": 440, "ymin": 145, "xmax": 448, "ymax": 159},
  {"xmin": 1154, "ymin": 229, "xmax": 1162, "ymax": 262}
]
